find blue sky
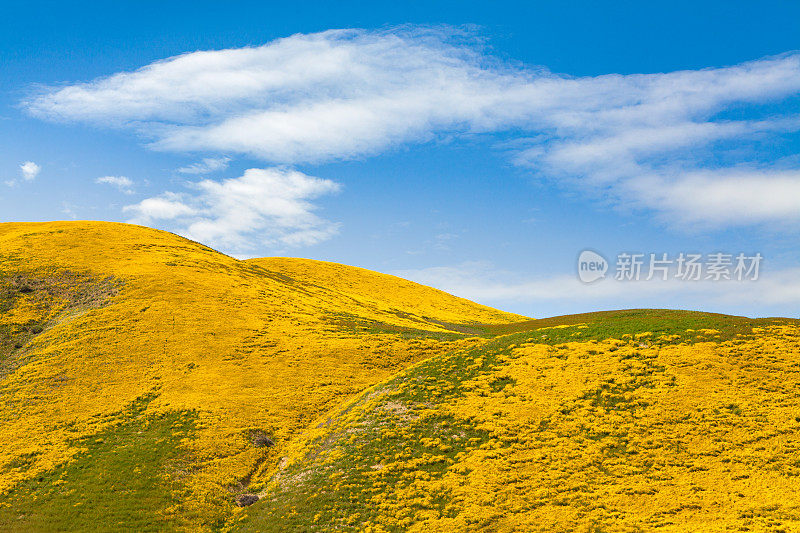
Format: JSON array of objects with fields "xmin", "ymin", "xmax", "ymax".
[{"xmin": 2, "ymin": 0, "xmax": 800, "ymax": 318}]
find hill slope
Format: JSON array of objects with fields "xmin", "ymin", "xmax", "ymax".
[
  {"xmin": 1, "ymin": 221, "xmax": 798, "ymax": 532},
  {"xmin": 248, "ymin": 257, "xmax": 516, "ymax": 332},
  {"xmin": 236, "ymin": 311, "xmax": 800, "ymax": 532},
  {"xmin": 0, "ymin": 221, "xmax": 521, "ymax": 530}
]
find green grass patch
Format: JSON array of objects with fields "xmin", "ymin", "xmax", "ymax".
[{"xmin": 0, "ymin": 393, "xmax": 197, "ymax": 533}]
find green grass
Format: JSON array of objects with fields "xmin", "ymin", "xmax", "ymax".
[
  {"xmin": 482, "ymin": 309, "xmax": 799, "ymax": 344},
  {"xmin": 0, "ymin": 393, "xmax": 197, "ymax": 533}
]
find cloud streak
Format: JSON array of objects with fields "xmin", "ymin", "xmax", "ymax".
[
  {"xmin": 177, "ymin": 156, "xmax": 230, "ymax": 175},
  {"xmin": 96, "ymin": 175, "xmax": 135, "ymax": 194},
  {"xmin": 24, "ymin": 27, "xmax": 800, "ymax": 228}
]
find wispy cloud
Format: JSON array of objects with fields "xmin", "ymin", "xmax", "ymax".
[
  {"xmin": 177, "ymin": 156, "xmax": 230, "ymax": 175},
  {"xmin": 96, "ymin": 175, "xmax": 135, "ymax": 194},
  {"xmin": 24, "ymin": 27, "xmax": 800, "ymax": 228},
  {"xmin": 123, "ymin": 167, "xmax": 340, "ymax": 254}
]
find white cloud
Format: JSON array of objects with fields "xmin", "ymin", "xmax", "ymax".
[
  {"xmin": 24, "ymin": 27, "xmax": 800, "ymax": 228},
  {"xmin": 20, "ymin": 161, "xmax": 40, "ymax": 181},
  {"xmin": 626, "ymin": 170, "xmax": 800, "ymax": 227},
  {"xmin": 393, "ymin": 261, "xmax": 800, "ymax": 317},
  {"xmin": 177, "ymin": 156, "xmax": 230, "ymax": 174},
  {"xmin": 124, "ymin": 193, "xmax": 196, "ymax": 222},
  {"xmin": 123, "ymin": 167, "xmax": 340, "ymax": 254},
  {"xmin": 96, "ymin": 175, "xmax": 135, "ymax": 194}
]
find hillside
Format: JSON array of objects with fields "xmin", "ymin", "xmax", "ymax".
[
  {"xmin": 247, "ymin": 257, "xmax": 513, "ymax": 332},
  {"xmin": 0, "ymin": 221, "xmax": 521, "ymax": 531},
  {"xmin": 236, "ymin": 311, "xmax": 800, "ymax": 532},
  {"xmin": 0, "ymin": 221, "xmax": 798, "ymax": 532}
]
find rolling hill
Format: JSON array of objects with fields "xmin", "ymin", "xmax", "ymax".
[{"xmin": 1, "ymin": 221, "xmax": 798, "ymax": 532}]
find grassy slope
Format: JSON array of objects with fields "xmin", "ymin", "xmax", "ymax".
[
  {"xmin": 0, "ymin": 221, "xmax": 520, "ymax": 531},
  {"xmin": 236, "ymin": 310, "xmax": 800, "ymax": 532}
]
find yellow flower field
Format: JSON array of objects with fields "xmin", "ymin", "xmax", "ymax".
[
  {"xmin": 0, "ymin": 221, "xmax": 519, "ymax": 529},
  {"xmin": 1, "ymin": 221, "xmax": 798, "ymax": 532}
]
